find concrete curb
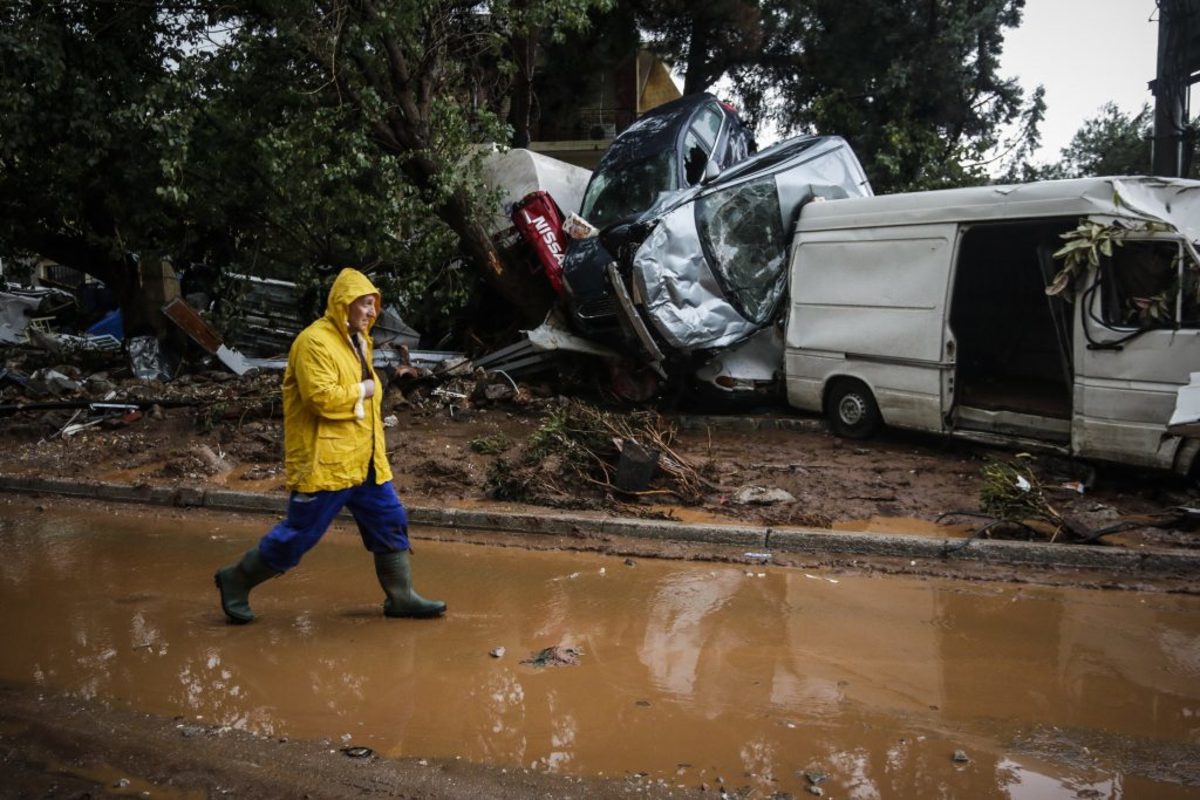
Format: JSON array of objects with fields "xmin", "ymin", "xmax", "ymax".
[{"xmin": 2, "ymin": 474, "xmax": 1197, "ymax": 574}]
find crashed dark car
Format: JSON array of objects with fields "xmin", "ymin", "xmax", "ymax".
[
  {"xmin": 596, "ymin": 133, "xmax": 873, "ymax": 400},
  {"xmin": 563, "ymin": 93, "xmax": 756, "ymax": 337}
]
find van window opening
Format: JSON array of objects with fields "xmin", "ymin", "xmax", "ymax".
[
  {"xmin": 1082, "ymin": 239, "xmax": 1199, "ymax": 349},
  {"xmin": 1098, "ymin": 241, "xmax": 1197, "ymax": 328}
]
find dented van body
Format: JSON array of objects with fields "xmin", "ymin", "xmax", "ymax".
[{"xmin": 784, "ymin": 176, "xmax": 1200, "ymax": 473}]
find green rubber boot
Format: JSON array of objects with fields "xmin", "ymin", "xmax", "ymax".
[
  {"xmin": 214, "ymin": 548, "xmax": 277, "ymax": 624},
  {"xmin": 374, "ymin": 550, "xmax": 446, "ymax": 618}
]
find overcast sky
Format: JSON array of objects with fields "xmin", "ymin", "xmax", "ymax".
[{"xmin": 1000, "ymin": 0, "xmax": 1161, "ymax": 165}]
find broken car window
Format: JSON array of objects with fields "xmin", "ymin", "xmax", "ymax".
[
  {"xmin": 579, "ymin": 149, "xmax": 676, "ymax": 230},
  {"xmin": 696, "ymin": 175, "xmax": 786, "ymax": 325},
  {"xmin": 690, "ymin": 104, "xmax": 723, "ymax": 149},
  {"xmin": 683, "ymin": 130, "xmax": 712, "ymax": 186}
]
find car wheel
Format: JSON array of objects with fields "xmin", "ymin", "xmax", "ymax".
[{"xmin": 826, "ymin": 379, "xmax": 881, "ymax": 439}]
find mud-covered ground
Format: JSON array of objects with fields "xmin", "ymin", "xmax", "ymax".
[
  {"xmin": 1, "ymin": 366, "xmax": 1197, "ymax": 553},
  {"xmin": 0, "ymin": 682, "xmax": 705, "ymax": 800}
]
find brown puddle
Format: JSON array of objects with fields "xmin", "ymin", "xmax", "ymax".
[{"xmin": 1, "ymin": 506, "xmax": 1199, "ymax": 798}]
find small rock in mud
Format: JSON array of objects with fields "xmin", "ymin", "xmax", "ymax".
[
  {"xmin": 952, "ymin": 749, "xmax": 970, "ymax": 763},
  {"xmin": 732, "ymin": 486, "xmax": 796, "ymax": 505},
  {"xmin": 489, "ymin": 646, "xmax": 506, "ymax": 659}
]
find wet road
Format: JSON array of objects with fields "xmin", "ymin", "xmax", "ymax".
[{"xmin": 1, "ymin": 506, "xmax": 1198, "ymax": 799}]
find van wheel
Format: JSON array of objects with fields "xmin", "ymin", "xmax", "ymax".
[{"xmin": 826, "ymin": 379, "xmax": 881, "ymax": 439}]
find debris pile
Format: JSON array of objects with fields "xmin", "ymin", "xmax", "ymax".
[
  {"xmin": 978, "ymin": 457, "xmax": 1077, "ymax": 540},
  {"xmin": 520, "ymin": 645, "xmax": 582, "ymax": 668},
  {"xmin": 936, "ymin": 456, "xmax": 1089, "ymax": 546},
  {"xmin": 484, "ymin": 399, "xmax": 711, "ymax": 508}
]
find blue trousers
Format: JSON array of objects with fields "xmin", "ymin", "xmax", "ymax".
[{"xmin": 257, "ymin": 467, "xmax": 410, "ymax": 572}]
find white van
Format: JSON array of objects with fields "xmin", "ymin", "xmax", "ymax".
[{"xmin": 784, "ymin": 177, "xmax": 1200, "ymax": 473}]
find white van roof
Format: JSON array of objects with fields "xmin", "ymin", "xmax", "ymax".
[{"xmin": 796, "ymin": 176, "xmax": 1200, "ymax": 243}]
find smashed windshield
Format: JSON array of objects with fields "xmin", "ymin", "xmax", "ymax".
[
  {"xmin": 696, "ymin": 175, "xmax": 786, "ymax": 324},
  {"xmin": 580, "ymin": 150, "xmax": 677, "ymax": 229}
]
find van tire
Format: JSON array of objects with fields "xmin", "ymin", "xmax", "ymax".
[{"xmin": 826, "ymin": 379, "xmax": 881, "ymax": 439}]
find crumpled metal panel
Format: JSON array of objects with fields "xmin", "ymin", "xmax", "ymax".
[
  {"xmin": 1101, "ymin": 177, "xmax": 1200, "ymax": 249},
  {"xmin": 0, "ymin": 292, "xmax": 42, "ymax": 345},
  {"xmin": 1169, "ymin": 370, "xmax": 1200, "ymax": 435},
  {"xmin": 632, "ymin": 204, "xmax": 758, "ymax": 352}
]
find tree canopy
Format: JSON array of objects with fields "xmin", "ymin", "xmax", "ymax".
[
  {"xmin": 0, "ymin": 0, "xmax": 1066, "ymax": 345},
  {"xmin": 1, "ymin": 1, "xmax": 611, "ymax": 339},
  {"xmin": 633, "ymin": 0, "xmax": 1043, "ymax": 193},
  {"xmin": 1045, "ymin": 103, "xmax": 1155, "ymax": 180}
]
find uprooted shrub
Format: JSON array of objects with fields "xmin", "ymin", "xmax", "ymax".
[
  {"xmin": 977, "ymin": 456, "xmax": 1081, "ymax": 542},
  {"xmin": 484, "ymin": 399, "xmax": 709, "ymax": 508}
]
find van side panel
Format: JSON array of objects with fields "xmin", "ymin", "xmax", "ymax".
[{"xmin": 785, "ymin": 225, "xmax": 956, "ymax": 432}]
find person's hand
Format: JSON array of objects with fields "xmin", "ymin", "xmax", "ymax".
[{"xmin": 361, "ymin": 379, "xmax": 375, "ymax": 398}]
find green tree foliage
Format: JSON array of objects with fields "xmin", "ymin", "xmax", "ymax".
[
  {"xmin": 1043, "ymin": 103, "xmax": 1154, "ymax": 180},
  {"xmin": 497, "ymin": 0, "xmax": 615, "ymax": 146},
  {"xmin": 219, "ymin": 0, "xmax": 613, "ymax": 328},
  {"xmin": 730, "ymin": 0, "xmax": 1043, "ymax": 193},
  {"xmin": 0, "ymin": 1, "xmax": 606, "ymax": 344},
  {"xmin": 0, "ymin": 2, "xmax": 204, "ymax": 333},
  {"xmin": 634, "ymin": 0, "xmax": 765, "ymax": 95},
  {"xmin": 172, "ymin": 18, "xmax": 465, "ymax": 333},
  {"xmin": 621, "ymin": 0, "xmax": 1042, "ymax": 194},
  {"xmin": 531, "ymin": 3, "xmax": 641, "ymax": 140},
  {"xmin": 0, "ymin": 1, "xmax": 466, "ymax": 336}
]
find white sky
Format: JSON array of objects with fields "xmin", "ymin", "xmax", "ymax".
[{"xmin": 1000, "ymin": 0, "xmax": 1161, "ymax": 165}]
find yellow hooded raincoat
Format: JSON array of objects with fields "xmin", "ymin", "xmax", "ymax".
[{"xmin": 281, "ymin": 268, "xmax": 392, "ymax": 493}]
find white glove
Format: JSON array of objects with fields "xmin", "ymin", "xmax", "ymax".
[{"xmin": 361, "ymin": 379, "xmax": 376, "ymax": 398}]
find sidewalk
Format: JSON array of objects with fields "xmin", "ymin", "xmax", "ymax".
[{"xmin": 3, "ymin": 473, "xmax": 1197, "ymax": 574}]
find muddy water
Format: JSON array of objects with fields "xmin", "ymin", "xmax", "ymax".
[{"xmin": 1, "ymin": 507, "xmax": 1199, "ymax": 799}]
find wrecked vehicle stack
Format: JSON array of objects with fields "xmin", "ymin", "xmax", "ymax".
[{"xmin": 563, "ymin": 92, "xmax": 757, "ymax": 339}]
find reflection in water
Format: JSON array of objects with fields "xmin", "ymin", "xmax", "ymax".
[
  {"xmin": 639, "ymin": 569, "xmax": 742, "ymax": 697},
  {"xmin": 0, "ymin": 505, "xmax": 1198, "ymax": 799}
]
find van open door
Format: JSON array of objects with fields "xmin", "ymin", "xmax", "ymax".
[{"xmin": 947, "ymin": 220, "xmax": 1076, "ymax": 444}]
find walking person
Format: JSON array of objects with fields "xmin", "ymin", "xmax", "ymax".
[{"xmin": 215, "ymin": 268, "xmax": 445, "ymax": 623}]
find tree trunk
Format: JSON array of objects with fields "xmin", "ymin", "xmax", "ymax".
[
  {"xmin": 441, "ymin": 189, "xmax": 554, "ymax": 328},
  {"xmin": 507, "ymin": 28, "xmax": 538, "ymax": 149},
  {"xmin": 395, "ymin": 152, "xmax": 554, "ymax": 327}
]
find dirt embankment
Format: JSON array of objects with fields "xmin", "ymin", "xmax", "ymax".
[{"xmin": 1, "ymin": 366, "xmax": 1197, "ymax": 558}]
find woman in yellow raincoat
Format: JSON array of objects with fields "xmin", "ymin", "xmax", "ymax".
[{"xmin": 214, "ymin": 268, "xmax": 445, "ymax": 623}]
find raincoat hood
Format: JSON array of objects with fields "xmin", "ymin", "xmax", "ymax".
[{"xmin": 325, "ymin": 268, "xmax": 382, "ymax": 338}]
